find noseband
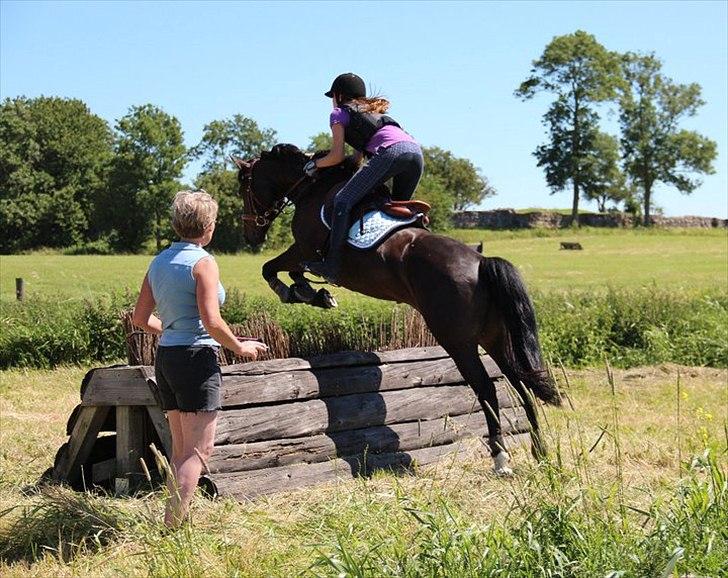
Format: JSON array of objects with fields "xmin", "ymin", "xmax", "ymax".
[{"xmin": 240, "ymin": 159, "xmax": 310, "ymax": 228}]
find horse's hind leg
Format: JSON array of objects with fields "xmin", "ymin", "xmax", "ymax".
[
  {"xmin": 440, "ymin": 341, "xmax": 513, "ymax": 476},
  {"xmin": 480, "ymin": 331, "xmax": 547, "ymax": 462}
]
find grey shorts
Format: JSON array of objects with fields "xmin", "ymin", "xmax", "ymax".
[{"xmin": 155, "ymin": 345, "xmax": 221, "ymax": 412}]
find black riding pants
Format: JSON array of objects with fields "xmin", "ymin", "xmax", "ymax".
[{"xmin": 333, "ymin": 141, "xmax": 424, "ymax": 221}]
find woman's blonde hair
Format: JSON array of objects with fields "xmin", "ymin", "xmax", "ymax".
[{"xmin": 171, "ymin": 190, "xmax": 218, "ymax": 239}]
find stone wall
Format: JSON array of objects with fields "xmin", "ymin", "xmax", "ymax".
[{"xmin": 452, "ymin": 209, "xmax": 727, "ymax": 229}]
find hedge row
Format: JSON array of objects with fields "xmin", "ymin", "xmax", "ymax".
[{"xmin": 1, "ymin": 288, "xmax": 726, "ymax": 370}]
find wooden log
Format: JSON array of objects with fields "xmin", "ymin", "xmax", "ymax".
[
  {"xmin": 221, "ymin": 346, "xmax": 454, "ymax": 375},
  {"xmin": 81, "ymin": 350, "xmax": 503, "ymax": 409},
  {"xmin": 210, "ymin": 433, "xmax": 531, "ymax": 499},
  {"xmin": 215, "ymin": 382, "xmax": 516, "ymax": 445},
  {"xmin": 116, "ymin": 406, "xmax": 146, "ymax": 482},
  {"xmin": 208, "ymin": 405, "xmax": 529, "ymax": 474},
  {"xmin": 53, "ymin": 406, "xmax": 111, "ymax": 483},
  {"xmin": 560, "ymin": 241, "xmax": 583, "ymax": 250},
  {"xmin": 221, "ymin": 355, "xmax": 502, "ymax": 407}
]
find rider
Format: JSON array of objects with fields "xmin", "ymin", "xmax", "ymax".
[{"xmin": 302, "ymin": 72, "xmax": 424, "ymax": 284}]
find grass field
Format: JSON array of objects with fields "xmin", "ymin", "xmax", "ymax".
[
  {"xmin": 1, "ymin": 363, "xmax": 725, "ymax": 576},
  {"xmin": 1, "ymin": 228, "xmax": 726, "ymax": 575},
  {"xmin": 1, "ymin": 228, "xmax": 726, "ymax": 303}
]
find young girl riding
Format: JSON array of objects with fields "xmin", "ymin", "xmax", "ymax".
[{"xmin": 302, "ymin": 73, "xmax": 424, "ymax": 284}]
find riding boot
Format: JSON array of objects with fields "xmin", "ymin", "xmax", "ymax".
[{"xmin": 303, "ymin": 213, "xmax": 349, "ymax": 284}]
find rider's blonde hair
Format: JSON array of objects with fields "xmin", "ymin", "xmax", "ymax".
[
  {"xmin": 344, "ymin": 96, "xmax": 391, "ymax": 114},
  {"xmin": 171, "ymin": 190, "xmax": 218, "ymax": 239}
]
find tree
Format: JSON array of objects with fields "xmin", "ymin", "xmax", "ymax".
[
  {"xmin": 516, "ymin": 30, "xmax": 622, "ymax": 225},
  {"xmin": 307, "ymin": 131, "xmax": 333, "ymax": 154},
  {"xmin": 422, "ymin": 146, "xmax": 495, "ymax": 210},
  {"xmin": 104, "ymin": 104, "xmax": 187, "ymax": 252},
  {"xmin": 306, "ymin": 131, "xmax": 355, "ymax": 157},
  {"xmin": 580, "ymin": 131, "xmax": 632, "ymax": 212},
  {"xmin": 0, "ymin": 96, "xmax": 113, "ymax": 251},
  {"xmin": 618, "ymin": 52, "xmax": 717, "ymax": 224},
  {"xmin": 190, "ymin": 115, "xmax": 276, "ymax": 172}
]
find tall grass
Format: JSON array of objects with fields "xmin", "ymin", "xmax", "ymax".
[
  {"xmin": 1, "ymin": 287, "xmax": 726, "ymax": 369},
  {"xmin": 1, "ymin": 366, "xmax": 725, "ymax": 577}
]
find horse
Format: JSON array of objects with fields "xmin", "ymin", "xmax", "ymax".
[{"xmin": 233, "ymin": 144, "xmax": 560, "ymax": 475}]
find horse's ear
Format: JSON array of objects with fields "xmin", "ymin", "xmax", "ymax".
[{"xmin": 231, "ymin": 155, "xmax": 251, "ymax": 171}]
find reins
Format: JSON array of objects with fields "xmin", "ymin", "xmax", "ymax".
[{"xmin": 240, "ymin": 159, "xmax": 310, "ymax": 228}]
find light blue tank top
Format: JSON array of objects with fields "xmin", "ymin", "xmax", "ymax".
[{"xmin": 147, "ymin": 241, "xmax": 226, "ymax": 347}]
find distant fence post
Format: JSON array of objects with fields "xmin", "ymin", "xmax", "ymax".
[{"xmin": 15, "ymin": 278, "xmax": 24, "ymax": 301}]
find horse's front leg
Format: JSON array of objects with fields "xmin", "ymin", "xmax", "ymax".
[
  {"xmin": 289, "ymin": 270, "xmax": 337, "ymax": 309},
  {"xmin": 262, "ymin": 244, "xmax": 337, "ymax": 309}
]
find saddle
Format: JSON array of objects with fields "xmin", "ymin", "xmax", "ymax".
[
  {"xmin": 322, "ymin": 183, "xmax": 431, "ymax": 227},
  {"xmin": 320, "ymin": 183, "xmax": 431, "ymax": 250}
]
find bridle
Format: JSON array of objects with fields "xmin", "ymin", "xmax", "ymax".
[{"xmin": 240, "ymin": 158, "xmax": 310, "ymax": 228}]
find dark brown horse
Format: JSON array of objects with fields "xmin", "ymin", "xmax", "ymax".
[{"xmin": 234, "ymin": 144, "xmax": 560, "ymax": 474}]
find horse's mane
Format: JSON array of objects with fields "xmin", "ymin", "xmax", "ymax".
[
  {"xmin": 262, "ymin": 143, "xmax": 307, "ymax": 162},
  {"xmin": 310, "ymin": 149, "xmax": 360, "ymax": 176}
]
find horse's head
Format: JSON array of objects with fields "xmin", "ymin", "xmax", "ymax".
[{"xmin": 233, "ymin": 143, "xmax": 309, "ymax": 247}]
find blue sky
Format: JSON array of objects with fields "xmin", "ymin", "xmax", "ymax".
[{"xmin": 1, "ymin": 1, "xmax": 726, "ymax": 217}]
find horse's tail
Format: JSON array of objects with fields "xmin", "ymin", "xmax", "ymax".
[{"xmin": 480, "ymin": 257, "xmax": 561, "ymax": 406}]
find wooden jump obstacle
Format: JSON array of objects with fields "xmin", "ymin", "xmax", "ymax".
[{"xmin": 51, "ymin": 346, "xmax": 533, "ymax": 499}]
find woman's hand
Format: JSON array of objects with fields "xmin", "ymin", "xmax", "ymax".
[{"xmin": 233, "ymin": 339, "xmax": 268, "ymax": 360}]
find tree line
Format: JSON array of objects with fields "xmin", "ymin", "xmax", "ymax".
[
  {"xmin": 0, "ymin": 29, "xmax": 718, "ymax": 253},
  {"xmin": 516, "ymin": 30, "xmax": 717, "ymax": 224},
  {"xmin": 0, "ymin": 100, "xmax": 493, "ymax": 254}
]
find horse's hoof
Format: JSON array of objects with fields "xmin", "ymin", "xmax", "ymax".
[
  {"xmin": 492, "ymin": 451, "xmax": 514, "ymax": 477},
  {"xmin": 312, "ymin": 288, "xmax": 338, "ymax": 309}
]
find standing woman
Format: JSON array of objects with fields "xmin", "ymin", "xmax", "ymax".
[
  {"xmin": 302, "ymin": 72, "xmax": 424, "ymax": 284},
  {"xmin": 133, "ymin": 190, "xmax": 267, "ymax": 527}
]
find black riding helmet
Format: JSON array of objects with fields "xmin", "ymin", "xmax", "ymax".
[{"xmin": 324, "ymin": 73, "xmax": 366, "ymax": 99}]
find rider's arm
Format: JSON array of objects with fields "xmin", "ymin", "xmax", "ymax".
[{"xmin": 314, "ymin": 123, "xmax": 346, "ymax": 168}]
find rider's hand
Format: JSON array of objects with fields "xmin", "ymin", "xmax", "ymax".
[
  {"xmin": 234, "ymin": 339, "xmax": 268, "ymax": 360},
  {"xmin": 303, "ymin": 159, "xmax": 318, "ymax": 177}
]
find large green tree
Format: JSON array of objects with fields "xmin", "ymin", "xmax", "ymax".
[
  {"xmin": 0, "ymin": 96, "xmax": 113, "ymax": 251},
  {"xmin": 516, "ymin": 30, "xmax": 622, "ymax": 225},
  {"xmin": 422, "ymin": 146, "xmax": 495, "ymax": 210},
  {"xmin": 104, "ymin": 104, "xmax": 187, "ymax": 252},
  {"xmin": 618, "ymin": 52, "xmax": 717, "ymax": 224},
  {"xmin": 189, "ymin": 115, "xmax": 278, "ymax": 251},
  {"xmin": 580, "ymin": 131, "xmax": 632, "ymax": 212},
  {"xmin": 191, "ymin": 114, "xmax": 277, "ymax": 172}
]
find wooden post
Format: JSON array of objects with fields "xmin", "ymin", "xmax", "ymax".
[
  {"xmin": 115, "ymin": 405, "xmax": 146, "ymax": 494},
  {"xmin": 15, "ymin": 278, "xmax": 24, "ymax": 301}
]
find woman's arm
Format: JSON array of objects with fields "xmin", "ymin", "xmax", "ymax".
[
  {"xmin": 195, "ymin": 257, "xmax": 267, "ymax": 359},
  {"xmin": 313, "ymin": 123, "xmax": 346, "ymax": 168},
  {"xmin": 132, "ymin": 274, "xmax": 163, "ymax": 335}
]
